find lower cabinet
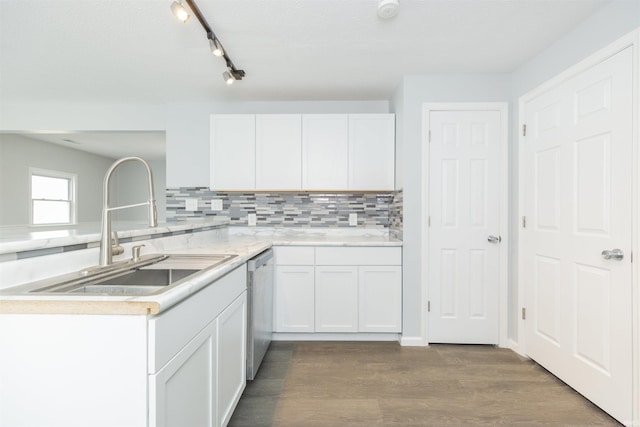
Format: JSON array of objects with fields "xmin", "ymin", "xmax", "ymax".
[
  {"xmin": 150, "ymin": 291, "xmax": 247, "ymax": 427},
  {"xmin": 217, "ymin": 293, "xmax": 247, "ymax": 427},
  {"xmin": 274, "ymin": 246, "xmax": 402, "ymax": 334},
  {"xmin": 275, "ymin": 265, "xmax": 315, "ymax": 332},
  {"xmin": 315, "ymin": 266, "xmax": 358, "ymax": 332},
  {"xmin": 150, "ymin": 322, "xmax": 218, "ymax": 427}
]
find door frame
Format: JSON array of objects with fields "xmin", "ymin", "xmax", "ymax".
[
  {"xmin": 422, "ymin": 102, "xmax": 510, "ymax": 347},
  {"xmin": 517, "ymin": 29, "xmax": 639, "ymax": 424}
]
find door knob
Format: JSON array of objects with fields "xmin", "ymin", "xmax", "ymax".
[
  {"xmin": 487, "ymin": 235, "xmax": 501, "ymax": 244},
  {"xmin": 601, "ymin": 249, "xmax": 624, "ymax": 260}
]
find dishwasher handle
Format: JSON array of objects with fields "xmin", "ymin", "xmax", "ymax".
[{"xmin": 248, "ymin": 249, "xmax": 273, "ymax": 271}]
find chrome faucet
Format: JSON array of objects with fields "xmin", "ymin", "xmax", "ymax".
[{"xmin": 99, "ymin": 157, "xmax": 158, "ymax": 266}]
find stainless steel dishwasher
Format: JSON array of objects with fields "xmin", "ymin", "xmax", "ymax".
[{"xmin": 246, "ymin": 248, "xmax": 274, "ymax": 380}]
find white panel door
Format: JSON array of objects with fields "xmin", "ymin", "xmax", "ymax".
[
  {"xmin": 210, "ymin": 114, "xmax": 255, "ymax": 190},
  {"xmin": 348, "ymin": 114, "xmax": 395, "ymax": 190},
  {"xmin": 256, "ymin": 114, "xmax": 302, "ymax": 190},
  {"xmin": 315, "ymin": 266, "xmax": 358, "ymax": 332},
  {"xmin": 522, "ymin": 47, "xmax": 633, "ymax": 423},
  {"xmin": 428, "ymin": 110, "xmax": 502, "ymax": 344},
  {"xmin": 302, "ymin": 114, "xmax": 349, "ymax": 190},
  {"xmin": 274, "ymin": 265, "xmax": 315, "ymax": 332}
]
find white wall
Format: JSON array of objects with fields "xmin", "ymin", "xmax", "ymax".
[
  {"xmin": 390, "ymin": 74, "xmax": 512, "ymax": 343},
  {"xmin": 165, "ymin": 100, "xmax": 390, "ymax": 187},
  {"xmin": 0, "ymin": 134, "xmax": 114, "ymax": 226},
  {"xmin": 0, "ymin": 135, "xmax": 166, "ymax": 226}
]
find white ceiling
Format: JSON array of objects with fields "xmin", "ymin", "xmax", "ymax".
[
  {"xmin": 17, "ymin": 131, "xmax": 167, "ymax": 160},
  {"xmin": 1, "ymin": 0, "xmax": 611, "ymax": 105},
  {"xmin": 0, "ymin": 0, "xmax": 611, "ymax": 159}
]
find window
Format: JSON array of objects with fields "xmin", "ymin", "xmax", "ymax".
[{"xmin": 30, "ymin": 168, "xmax": 77, "ymax": 225}]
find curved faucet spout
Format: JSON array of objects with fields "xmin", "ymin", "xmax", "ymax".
[{"xmin": 99, "ymin": 157, "xmax": 158, "ymax": 266}]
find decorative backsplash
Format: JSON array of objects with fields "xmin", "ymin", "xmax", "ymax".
[
  {"xmin": 166, "ymin": 189, "xmax": 395, "ymax": 228},
  {"xmin": 389, "ymin": 189, "xmax": 403, "ymax": 239}
]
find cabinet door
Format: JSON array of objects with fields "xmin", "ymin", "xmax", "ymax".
[
  {"xmin": 218, "ymin": 292, "xmax": 247, "ymax": 427},
  {"xmin": 358, "ymin": 266, "xmax": 402, "ymax": 332},
  {"xmin": 348, "ymin": 114, "xmax": 395, "ymax": 190},
  {"xmin": 302, "ymin": 114, "xmax": 349, "ymax": 190},
  {"xmin": 210, "ymin": 114, "xmax": 255, "ymax": 190},
  {"xmin": 275, "ymin": 266, "xmax": 315, "ymax": 332},
  {"xmin": 315, "ymin": 266, "xmax": 358, "ymax": 332},
  {"xmin": 256, "ymin": 114, "xmax": 302, "ymax": 190},
  {"xmin": 150, "ymin": 322, "xmax": 217, "ymax": 427}
]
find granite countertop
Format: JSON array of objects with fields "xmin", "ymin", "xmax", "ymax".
[
  {"xmin": 0, "ymin": 218, "xmax": 229, "ymax": 256},
  {"xmin": 0, "ymin": 226, "xmax": 402, "ymax": 316}
]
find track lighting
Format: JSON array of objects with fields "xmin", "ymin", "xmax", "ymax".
[
  {"xmin": 222, "ymin": 71, "xmax": 234, "ymax": 85},
  {"xmin": 209, "ymin": 38, "xmax": 224, "ymax": 57},
  {"xmin": 170, "ymin": 1, "xmax": 190, "ymax": 23},
  {"xmin": 170, "ymin": 0, "xmax": 246, "ymax": 84}
]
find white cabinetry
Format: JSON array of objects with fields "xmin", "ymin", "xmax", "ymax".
[
  {"xmin": 302, "ymin": 114, "xmax": 349, "ymax": 190},
  {"xmin": 256, "ymin": 114, "xmax": 302, "ymax": 190},
  {"xmin": 150, "ymin": 322, "xmax": 217, "ymax": 427},
  {"xmin": 217, "ymin": 294, "xmax": 247, "ymax": 427},
  {"xmin": 210, "ymin": 113, "xmax": 395, "ymax": 191},
  {"xmin": 210, "ymin": 114, "xmax": 256, "ymax": 190},
  {"xmin": 358, "ymin": 266, "xmax": 402, "ymax": 332},
  {"xmin": 274, "ymin": 246, "xmax": 315, "ymax": 332},
  {"xmin": 315, "ymin": 266, "xmax": 358, "ymax": 332},
  {"xmin": 273, "ymin": 246, "xmax": 402, "ymax": 336},
  {"xmin": 348, "ymin": 114, "xmax": 395, "ymax": 190},
  {"xmin": 0, "ymin": 266, "xmax": 247, "ymax": 427}
]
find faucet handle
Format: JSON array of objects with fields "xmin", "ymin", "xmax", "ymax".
[
  {"xmin": 111, "ymin": 231, "xmax": 124, "ymax": 256},
  {"xmin": 132, "ymin": 244, "xmax": 145, "ymax": 262}
]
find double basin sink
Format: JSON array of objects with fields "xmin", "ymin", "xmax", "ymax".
[{"xmin": 5, "ymin": 253, "xmax": 238, "ymax": 297}]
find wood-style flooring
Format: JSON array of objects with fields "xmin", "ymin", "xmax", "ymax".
[{"xmin": 229, "ymin": 341, "xmax": 620, "ymax": 426}]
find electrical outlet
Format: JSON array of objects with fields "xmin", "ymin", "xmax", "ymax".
[
  {"xmin": 247, "ymin": 213, "xmax": 257, "ymax": 226},
  {"xmin": 185, "ymin": 198, "xmax": 198, "ymax": 211},
  {"xmin": 349, "ymin": 213, "xmax": 358, "ymax": 226},
  {"xmin": 211, "ymin": 199, "xmax": 223, "ymax": 211}
]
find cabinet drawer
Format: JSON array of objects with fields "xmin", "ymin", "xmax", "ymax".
[
  {"xmin": 148, "ymin": 266, "xmax": 246, "ymax": 374},
  {"xmin": 274, "ymin": 246, "xmax": 315, "ymax": 265},
  {"xmin": 315, "ymin": 247, "xmax": 401, "ymax": 266}
]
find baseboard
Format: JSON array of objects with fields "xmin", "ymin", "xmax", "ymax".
[
  {"xmin": 272, "ymin": 332, "xmax": 401, "ymax": 342},
  {"xmin": 400, "ymin": 335, "xmax": 427, "ymax": 347},
  {"xmin": 508, "ymin": 338, "xmax": 528, "ymax": 358}
]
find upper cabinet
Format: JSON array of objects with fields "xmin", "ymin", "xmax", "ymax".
[
  {"xmin": 348, "ymin": 114, "xmax": 395, "ymax": 190},
  {"xmin": 302, "ymin": 114, "xmax": 349, "ymax": 190},
  {"xmin": 210, "ymin": 113, "xmax": 395, "ymax": 191},
  {"xmin": 256, "ymin": 114, "xmax": 302, "ymax": 190},
  {"xmin": 210, "ymin": 114, "xmax": 256, "ymax": 190}
]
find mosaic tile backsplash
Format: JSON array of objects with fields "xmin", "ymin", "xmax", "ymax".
[
  {"xmin": 166, "ymin": 189, "xmax": 396, "ymax": 228},
  {"xmin": 390, "ymin": 189, "xmax": 403, "ymax": 239}
]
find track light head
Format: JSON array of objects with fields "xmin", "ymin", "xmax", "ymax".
[
  {"xmin": 170, "ymin": 1, "xmax": 190, "ymax": 22},
  {"xmin": 209, "ymin": 38, "xmax": 224, "ymax": 57},
  {"xmin": 222, "ymin": 71, "xmax": 234, "ymax": 85}
]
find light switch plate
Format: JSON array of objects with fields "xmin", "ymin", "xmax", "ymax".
[
  {"xmin": 349, "ymin": 213, "xmax": 358, "ymax": 226},
  {"xmin": 185, "ymin": 198, "xmax": 198, "ymax": 211},
  {"xmin": 211, "ymin": 199, "xmax": 223, "ymax": 211},
  {"xmin": 248, "ymin": 213, "xmax": 257, "ymax": 226}
]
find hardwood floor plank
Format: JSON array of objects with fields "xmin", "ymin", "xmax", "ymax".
[{"xmin": 229, "ymin": 342, "xmax": 621, "ymax": 426}]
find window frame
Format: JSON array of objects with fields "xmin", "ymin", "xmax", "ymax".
[{"xmin": 29, "ymin": 167, "xmax": 78, "ymax": 226}]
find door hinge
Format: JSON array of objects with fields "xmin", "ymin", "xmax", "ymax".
[
  {"xmin": 521, "ymin": 307, "xmax": 526, "ymax": 320},
  {"xmin": 428, "ymin": 130, "xmax": 432, "ymax": 143},
  {"xmin": 522, "ymin": 124, "xmax": 527, "ymax": 137},
  {"xmin": 428, "ymin": 216, "xmax": 431, "ymax": 227},
  {"xmin": 428, "ymin": 301, "xmax": 431, "ymax": 312},
  {"xmin": 522, "ymin": 216, "xmax": 527, "ymax": 228},
  {"xmin": 631, "ymin": 251, "xmax": 633, "ymax": 263}
]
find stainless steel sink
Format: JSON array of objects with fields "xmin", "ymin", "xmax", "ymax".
[{"xmin": 2, "ymin": 253, "xmax": 238, "ymax": 297}]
